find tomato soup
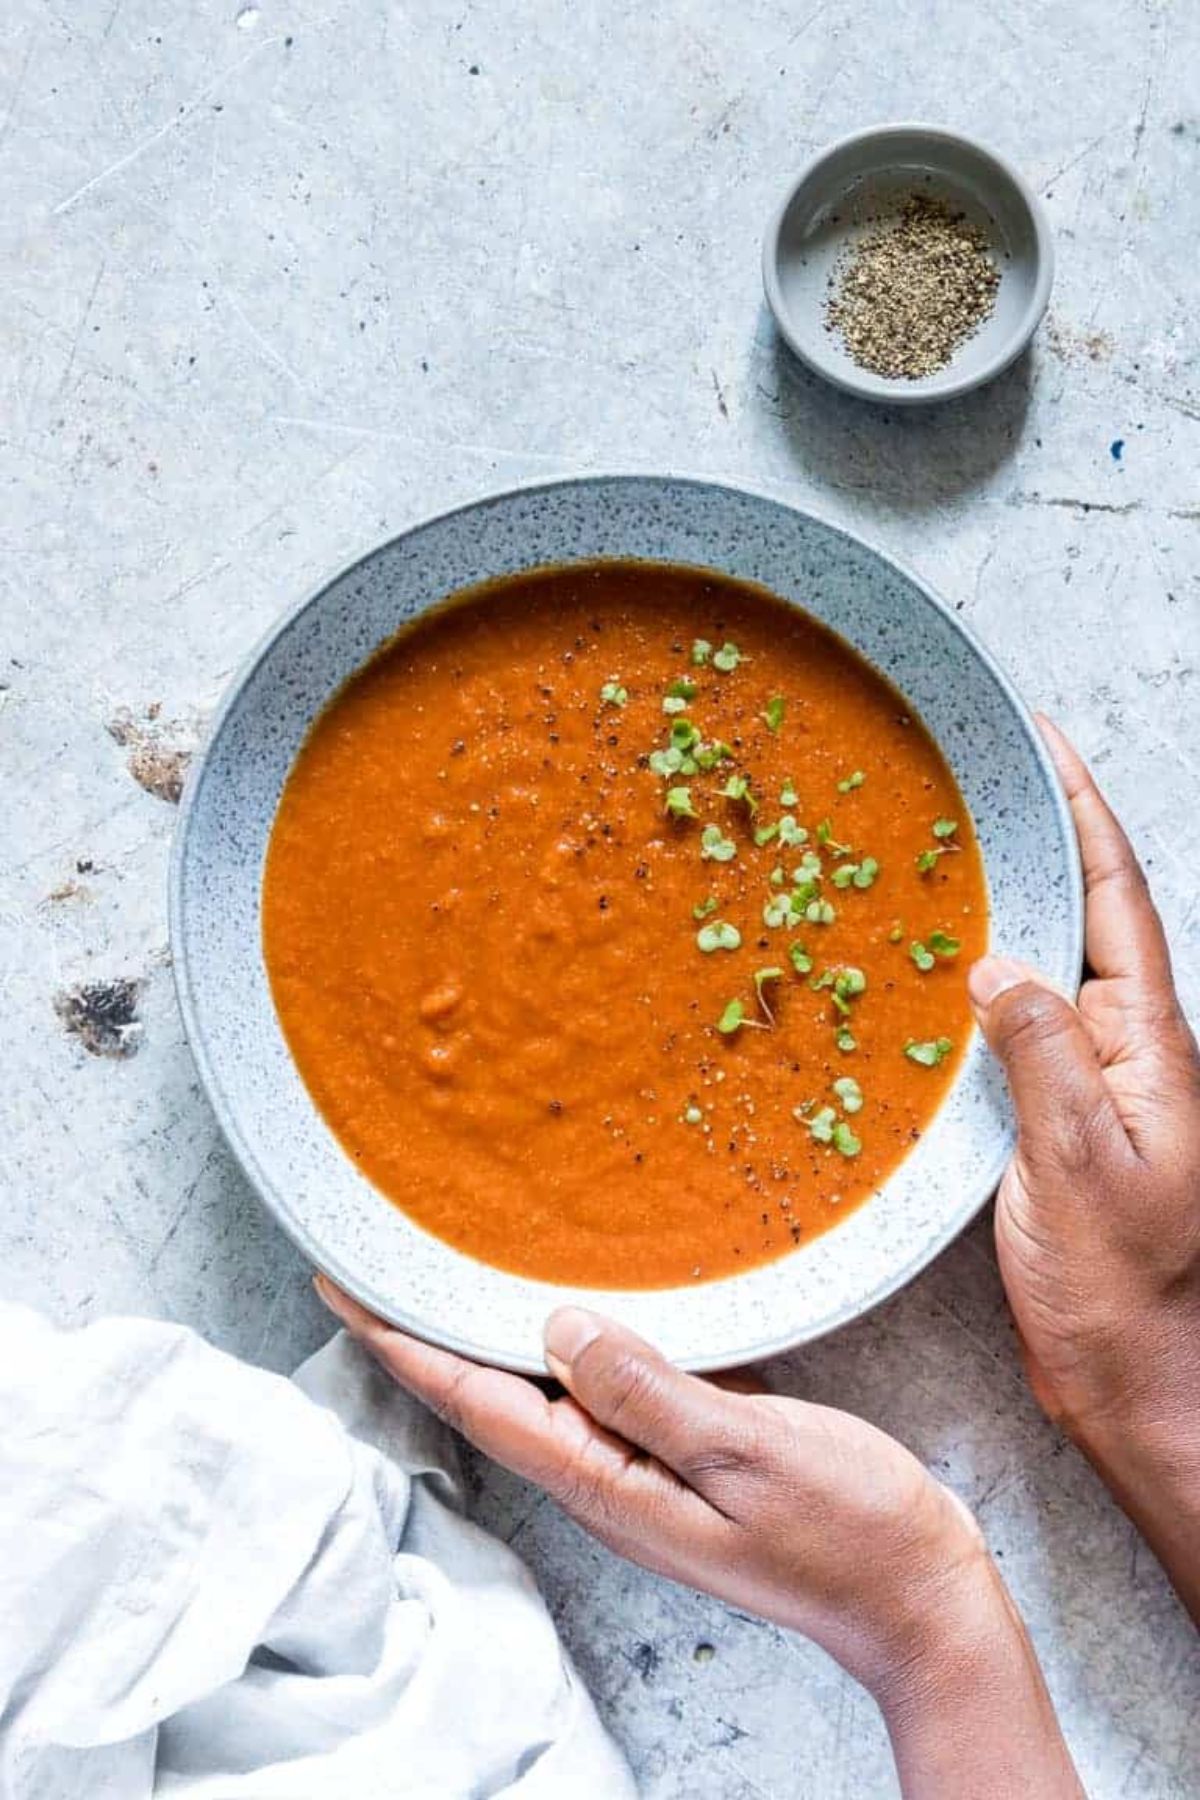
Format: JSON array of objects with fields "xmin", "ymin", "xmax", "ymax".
[{"xmin": 263, "ymin": 562, "xmax": 987, "ymax": 1287}]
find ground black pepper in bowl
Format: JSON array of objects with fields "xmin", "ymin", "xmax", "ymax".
[{"xmin": 825, "ymin": 193, "xmax": 1000, "ymax": 380}]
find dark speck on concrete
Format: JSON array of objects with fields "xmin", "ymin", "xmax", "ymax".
[
  {"xmin": 693, "ymin": 1641, "xmax": 716, "ymax": 1664},
  {"xmin": 713, "ymin": 1716, "xmax": 750, "ymax": 1746},
  {"xmin": 1110, "ymin": 439, "xmax": 1125, "ymax": 461},
  {"xmin": 55, "ymin": 978, "xmax": 144, "ymax": 1058},
  {"xmin": 628, "ymin": 1640, "xmax": 660, "ymax": 1683}
]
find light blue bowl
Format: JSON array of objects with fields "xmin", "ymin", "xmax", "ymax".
[{"xmin": 170, "ymin": 476, "xmax": 1083, "ymax": 1373}]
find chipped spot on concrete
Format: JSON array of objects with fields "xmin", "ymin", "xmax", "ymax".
[
  {"xmin": 1046, "ymin": 318, "xmax": 1115, "ymax": 363},
  {"xmin": 628, "ymin": 1641, "xmax": 661, "ymax": 1683},
  {"xmin": 44, "ymin": 878, "xmax": 91, "ymax": 904},
  {"xmin": 107, "ymin": 705, "xmax": 199, "ymax": 804},
  {"xmin": 128, "ymin": 742, "xmax": 193, "ymax": 804},
  {"xmin": 54, "ymin": 978, "xmax": 144, "ymax": 1058}
]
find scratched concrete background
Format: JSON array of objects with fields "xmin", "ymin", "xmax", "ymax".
[{"xmin": 2, "ymin": 0, "xmax": 1199, "ymax": 1793}]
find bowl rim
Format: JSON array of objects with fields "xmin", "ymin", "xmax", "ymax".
[
  {"xmin": 169, "ymin": 471, "xmax": 1083, "ymax": 1371},
  {"xmin": 762, "ymin": 120, "xmax": 1056, "ymax": 406}
]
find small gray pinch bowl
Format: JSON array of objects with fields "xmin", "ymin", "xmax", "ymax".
[
  {"xmin": 763, "ymin": 123, "xmax": 1054, "ymax": 405},
  {"xmin": 170, "ymin": 476, "xmax": 1082, "ymax": 1374}
]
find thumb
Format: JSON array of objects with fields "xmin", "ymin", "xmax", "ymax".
[
  {"xmin": 968, "ymin": 956, "xmax": 1120, "ymax": 1173},
  {"xmin": 544, "ymin": 1308, "xmax": 759, "ymax": 1488}
]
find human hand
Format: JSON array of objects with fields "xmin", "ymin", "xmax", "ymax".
[
  {"xmin": 969, "ymin": 719, "xmax": 1200, "ymax": 1615},
  {"xmin": 317, "ymin": 1282, "xmax": 1082, "ymax": 1795}
]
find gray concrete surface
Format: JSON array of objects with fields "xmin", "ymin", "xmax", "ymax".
[{"xmin": 2, "ymin": 0, "xmax": 1198, "ymax": 1793}]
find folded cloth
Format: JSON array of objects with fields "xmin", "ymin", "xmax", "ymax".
[{"xmin": 0, "ymin": 1304, "xmax": 635, "ymax": 1799}]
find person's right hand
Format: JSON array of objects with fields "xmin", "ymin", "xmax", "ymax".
[
  {"xmin": 969, "ymin": 719, "xmax": 1200, "ymax": 1619},
  {"xmin": 317, "ymin": 1278, "xmax": 1084, "ymax": 1797}
]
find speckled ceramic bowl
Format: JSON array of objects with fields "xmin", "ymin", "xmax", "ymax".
[{"xmin": 171, "ymin": 476, "xmax": 1082, "ymax": 1373}]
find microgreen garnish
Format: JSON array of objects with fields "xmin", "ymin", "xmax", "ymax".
[
  {"xmin": 712, "ymin": 642, "xmax": 743, "ymax": 673},
  {"xmin": 753, "ymin": 966, "xmax": 784, "ymax": 1021},
  {"xmin": 780, "ymin": 780, "xmax": 799, "ymax": 808},
  {"xmin": 701, "ymin": 824, "xmax": 737, "ymax": 863},
  {"xmin": 770, "ymin": 865, "xmax": 785, "ymax": 886},
  {"xmin": 910, "ymin": 941, "xmax": 936, "ymax": 972},
  {"xmin": 697, "ymin": 920, "xmax": 741, "ymax": 953},
  {"xmin": 927, "ymin": 929, "xmax": 961, "ymax": 958},
  {"xmin": 806, "ymin": 898, "xmax": 836, "ymax": 925},
  {"xmin": 832, "ymin": 1122, "xmax": 861, "ymax": 1157},
  {"xmin": 669, "ymin": 718, "xmax": 701, "ymax": 753},
  {"xmin": 778, "ymin": 815, "xmax": 808, "ymax": 848},
  {"xmin": 794, "ymin": 850, "xmax": 822, "ymax": 880},
  {"xmin": 693, "ymin": 896, "xmax": 718, "ymax": 920},
  {"xmin": 836, "ymin": 1027, "xmax": 857, "ymax": 1053},
  {"xmin": 763, "ymin": 894, "xmax": 794, "ymax": 929},
  {"xmin": 762, "ymin": 694, "xmax": 785, "ymax": 733},
  {"xmin": 649, "ymin": 747, "xmax": 684, "ymax": 777},
  {"xmin": 662, "ymin": 695, "xmax": 689, "ymax": 715},
  {"xmin": 666, "ymin": 677, "xmax": 698, "ymax": 701},
  {"xmin": 832, "ymin": 1076, "xmax": 863, "ymax": 1114},
  {"xmin": 828, "ymin": 967, "xmax": 866, "ymax": 1016},
  {"xmin": 599, "ymin": 681, "xmax": 627, "ymax": 707},
  {"xmin": 917, "ymin": 820, "xmax": 960, "ymax": 874},
  {"xmin": 808, "ymin": 1105, "xmax": 836, "ymax": 1144},
  {"xmin": 693, "ymin": 739, "xmax": 734, "ymax": 771},
  {"xmin": 816, "ymin": 819, "xmax": 852, "ymax": 856},
  {"xmin": 717, "ymin": 998, "xmax": 767, "ymax": 1035},
  {"xmin": 721, "ymin": 774, "xmax": 758, "ymax": 814},
  {"xmin": 832, "ymin": 856, "xmax": 879, "ymax": 891},
  {"xmin": 788, "ymin": 941, "xmax": 813, "ymax": 975},
  {"xmin": 837, "ymin": 770, "xmax": 865, "ymax": 793},
  {"xmin": 815, "ymin": 965, "xmax": 866, "ymax": 1019},
  {"xmin": 692, "ymin": 638, "xmax": 713, "ymax": 666},
  {"xmin": 754, "ymin": 820, "xmax": 780, "ymax": 847},
  {"xmin": 665, "ymin": 786, "xmax": 697, "ymax": 820},
  {"xmin": 905, "ymin": 1036, "xmax": 953, "ymax": 1067},
  {"xmin": 805, "ymin": 1098, "xmax": 860, "ymax": 1154}
]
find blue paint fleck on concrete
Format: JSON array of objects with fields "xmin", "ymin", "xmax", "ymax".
[{"xmin": 1110, "ymin": 439, "xmax": 1125, "ymax": 461}]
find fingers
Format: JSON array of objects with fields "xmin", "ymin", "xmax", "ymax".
[
  {"xmin": 1036, "ymin": 715, "xmax": 1173, "ymax": 990},
  {"xmin": 707, "ymin": 1369, "xmax": 769, "ymax": 1396},
  {"xmin": 314, "ymin": 1276, "xmax": 593, "ymax": 1487},
  {"xmin": 544, "ymin": 1307, "xmax": 766, "ymax": 1497},
  {"xmin": 315, "ymin": 1278, "xmax": 729, "ymax": 1574},
  {"xmin": 968, "ymin": 957, "xmax": 1125, "ymax": 1175}
]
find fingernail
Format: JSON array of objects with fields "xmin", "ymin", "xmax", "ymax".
[
  {"xmin": 968, "ymin": 956, "xmax": 1031, "ymax": 1009},
  {"xmin": 544, "ymin": 1306, "xmax": 603, "ymax": 1378}
]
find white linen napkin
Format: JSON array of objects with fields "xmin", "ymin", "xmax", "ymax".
[{"xmin": 0, "ymin": 1303, "xmax": 635, "ymax": 1799}]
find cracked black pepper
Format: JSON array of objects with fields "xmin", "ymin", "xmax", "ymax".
[{"xmin": 826, "ymin": 193, "xmax": 1001, "ymax": 380}]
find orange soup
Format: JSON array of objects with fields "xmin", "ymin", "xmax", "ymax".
[{"xmin": 263, "ymin": 562, "xmax": 987, "ymax": 1287}]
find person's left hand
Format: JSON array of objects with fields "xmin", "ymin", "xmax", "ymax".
[{"xmin": 315, "ymin": 1280, "xmax": 993, "ymax": 1700}]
